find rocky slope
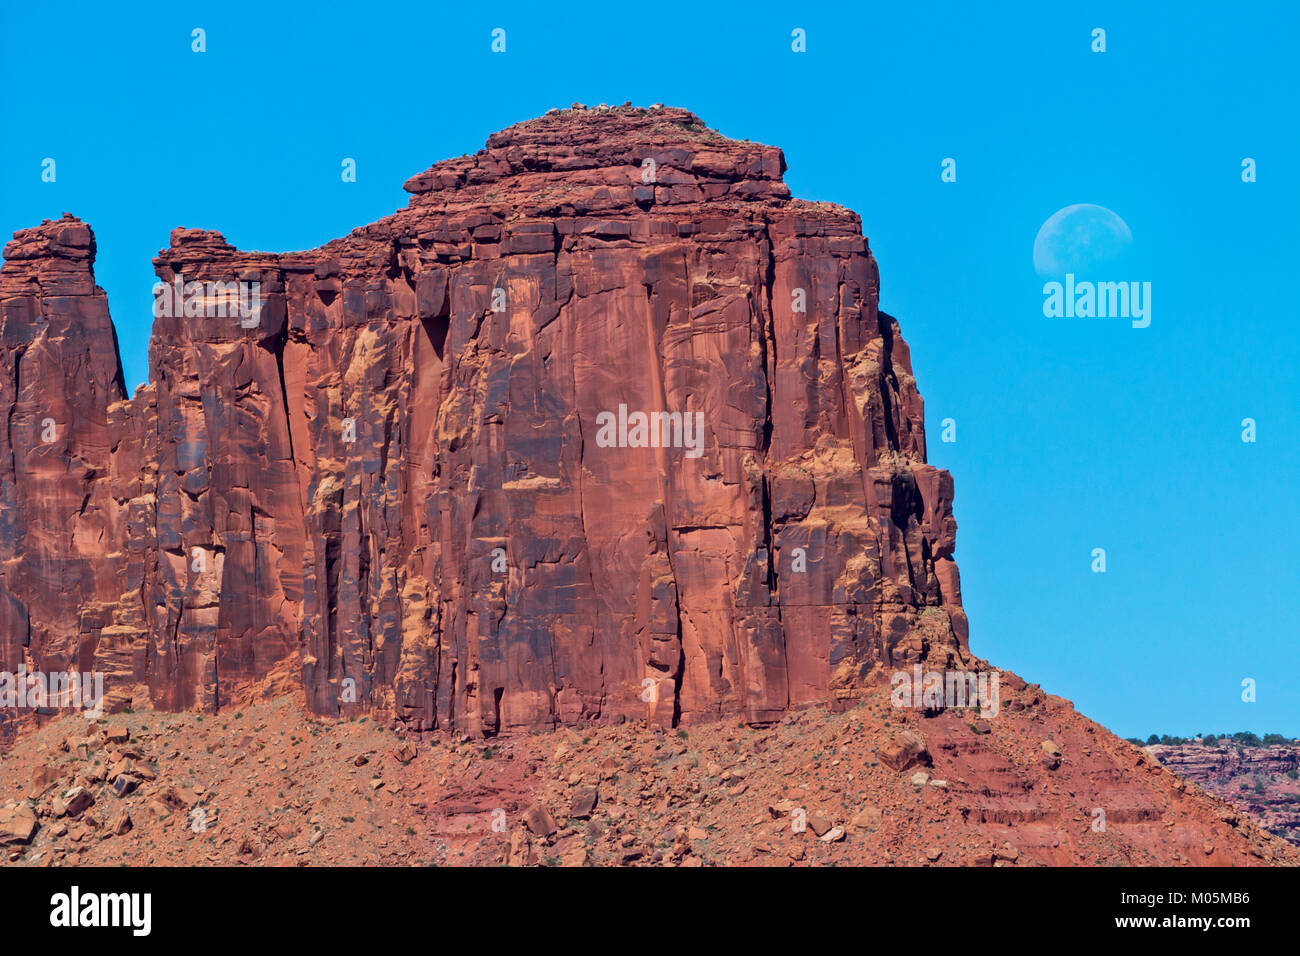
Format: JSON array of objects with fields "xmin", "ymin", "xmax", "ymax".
[
  {"xmin": 1150, "ymin": 743, "xmax": 1300, "ymax": 844},
  {"xmin": 0, "ymin": 106, "xmax": 1294, "ymax": 867},
  {"xmin": 1, "ymin": 105, "xmax": 964, "ymax": 736},
  {"xmin": 2, "ymin": 677, "xmax": 1295, "ymax": 866}
]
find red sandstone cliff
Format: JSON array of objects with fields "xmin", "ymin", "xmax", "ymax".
[{"xmin": 1, "ymin": 106, "xmax": 967, "ymax": 736}]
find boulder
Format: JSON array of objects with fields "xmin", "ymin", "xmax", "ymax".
[
  {"xmin": 880, "ymin": 732, "xmax": 930, "ymax": 773},
  {"xmin": 0, "ymin": 802, "xmax": 38, "ymax": 845},
  {"xmin": 521, "ymin": 804, "xmax": 558, "ymax": 837},
  {"xmin": 569, "ymin": 786, "xmax": 599, "ymax": 820}
]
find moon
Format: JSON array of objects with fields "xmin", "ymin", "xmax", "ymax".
[{"xmin": 1033, "ymin": 204, "xmax": 1132, "ymax": 277}]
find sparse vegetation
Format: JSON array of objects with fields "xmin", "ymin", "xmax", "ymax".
[{"xmin": 1142, "ymin": 731, "xmax": 1294, "ymax": 747}]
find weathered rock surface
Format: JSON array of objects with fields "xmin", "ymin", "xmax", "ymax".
[
  {"xmin": 1151, "ymin": 742, "xmax": 1300, "ymax": 844},
  {"xmin": 0, "ymin": 105, "xmax": 969, "ymax": 735},
  {"xmin": 879, "ymin": 730, "xmax": 930, "ymax": 772},
  {"xmin": 0, "ymin": 216, "xmax": 131, "ymax": 738},
  {"xmin": 0, "ymin": 801, "xmax": 38, "ymax": 845}
]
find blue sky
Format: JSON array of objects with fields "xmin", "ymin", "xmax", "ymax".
[{"xmin": 2, "ymin": 1, "xmax": 1296, "ymax": 737}]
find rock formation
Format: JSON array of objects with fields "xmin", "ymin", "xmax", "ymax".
[
  {"xmin": 0, "ymin": 106, "xmax": 968, "ymax": 737},
  {"xmin": 1151, "ymin": 742, "xmax": 1300, "ymax": 844}
]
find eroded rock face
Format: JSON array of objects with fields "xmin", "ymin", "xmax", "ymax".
[
  {"xmin": 0, "ymin": 217, "xmax": 131, "ymax": 737},
  {"xmin": 0, "ymin": 106, "xmax": 969, "ymax": 735},
  {"xmin": 1151, "ymin": 743, "xmax": 1300, "ymax": 843}
]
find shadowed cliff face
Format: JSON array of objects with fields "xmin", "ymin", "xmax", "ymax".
[{"xmin": 0, "ymin": 106, "xmax": 969, "ymax": 736}]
